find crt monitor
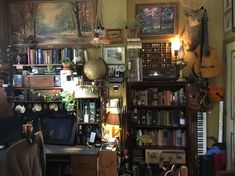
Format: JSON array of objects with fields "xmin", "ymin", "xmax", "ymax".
[{"xmin": 40, "ymin": 115, "xmax": 77, "ymax": 146}]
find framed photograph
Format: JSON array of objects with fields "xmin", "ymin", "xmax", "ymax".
[
  {"xmin": 224, "ymin": 10, "xmax": 232, "ymax": 33},
  {"xmin": 136, "ymin": 3, "xmax": 178, "ymax": 38},
  {"xmin": 106, "ymin": 29, "xmax": 123, "ymax": 43},
  {"xmin": 104, "ymin": 46, "xmax": 125, "ymax": 64},
  {"xmin": 9, "ymin": 0, "xmax": 96, "ymax": 45},
  {"xmin": 224, "ymin": 0, "xmax": 232, "ymax": 13}
]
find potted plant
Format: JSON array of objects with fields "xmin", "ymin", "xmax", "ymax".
[
  {"xmin": 123, "ymin": 15, "xmax": 141, "ymax": 38},
  {"xmin": 59, "ymin": 90, "xmax": 76, "ymax": 115},
  {"xmin": 60, "ymin": 57, "xmax": 72, "ymax": 70}
]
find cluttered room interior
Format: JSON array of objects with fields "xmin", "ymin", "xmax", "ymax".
[{"xmin": 0, "ymin": 0, "xmax": 235, "ymax": 175}]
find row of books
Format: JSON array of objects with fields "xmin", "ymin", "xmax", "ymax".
[
  {"xmin": 132, "ymin": 109, "xmax": 185, "ymax": 126},
  {"xmin": 26, "ymin": 48, "xmax": 84, "ymax": 64},
  {"xmin": 134, "ymin": 129, "xmax": 186, "ymax": 147},
  {"xmin": 132, "ymin": 88, "xmax": 186, "ymax": 106}
]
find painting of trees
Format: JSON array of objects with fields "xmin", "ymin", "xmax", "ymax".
[
  {"xmin": 136, "ymin": 3, "xmax": 178, "ymax": 38},
  {"xmin": 9, "ymin": 0, "xmax": 96, "ymax": 45}
]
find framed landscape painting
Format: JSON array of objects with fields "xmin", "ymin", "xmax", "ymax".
[
  {"xmin": 104, "ymin": 46, "xmax": 125, "ymax": 64},
  {"xmin": 136, "ymin": 3, "xmax": 178, "ymax": 38},
  {"xmin": 9, "ymin": 0, "xmax": 96, "ymax": 46}
]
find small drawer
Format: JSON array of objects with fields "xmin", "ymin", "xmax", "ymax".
[{"xmin": 71, "ymin": 155, "xmax": 97, "ymax": 169}]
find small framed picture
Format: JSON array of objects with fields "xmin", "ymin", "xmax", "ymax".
[
  {"xmin": 104, "ymin": 46, "xmax": 125, "ymax": 64},
  {"xmin": 106, "ymin": 28, "xmax": 123, "ymax": 43}
]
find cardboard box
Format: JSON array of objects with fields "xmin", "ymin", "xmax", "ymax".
[
  {"xmin": 145, "ymin": 149, "xmax": 186, "ymax": 164},
  {"xmin": 24, "ymin": 75, "xmax": 55, "ymax": 87},
  {"xmin": 99, "ymin": 150, "xmax": 117, "ymax": 176}
]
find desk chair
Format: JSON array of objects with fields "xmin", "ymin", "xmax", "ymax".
[{"xmin": 0, "ymin": 131, "xmax": 46, "ymax": 176}]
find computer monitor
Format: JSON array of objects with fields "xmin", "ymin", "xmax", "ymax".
[{"xmin": 40, "ymin": 115, "xmax": 77, "ymax": 146}]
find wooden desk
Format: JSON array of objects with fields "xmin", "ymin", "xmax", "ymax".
[{"xmin": 45, "ymin": 145, "xmax": 99, "ymax": 176}]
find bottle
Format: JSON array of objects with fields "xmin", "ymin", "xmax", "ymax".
[
  {"xmin": 84, "ymin": 103, "xmax": 89, "ymax": 123},
  {"xmin": 141, "ymin": 113, "xmax": 147, "ymax": 125},
  {"xmin": 179, "ymin": 111, "xmax": 185, "ymax": 126},
  {"xmin": 77, "ymin": 125, "xmax": 83, "ymax": 145},
  {"xmin": 146, "ymin": 110, "xmax": 151, "ymax": 126},
  {"xmin": 133, "ymin": 108, "xmax": 138, "ymax": 124},
  {"xmin": 138, "ymin": 129, "xmax": 142, "ymax": 146}
]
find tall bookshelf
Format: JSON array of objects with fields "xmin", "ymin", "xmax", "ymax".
[{"xmin": 126, "ymin": 81, "xmax": 189, "ymax": 175}]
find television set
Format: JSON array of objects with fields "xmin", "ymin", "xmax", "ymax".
[{"xmin": 40, "ymin": 115, "xmax": 77, "ymax": 146}]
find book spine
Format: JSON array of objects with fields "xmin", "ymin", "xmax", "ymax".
[{"xmin": 37, "ymin": 48, "xmax": 42, "ymax": 64}]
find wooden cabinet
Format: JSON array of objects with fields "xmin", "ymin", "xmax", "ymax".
[
  {"xmin": 76, "ymin": 97, "xmax": 102, "ymax": 146},
  {"xmin": 71, "ymin": 155, "xmax": 97, "ymax": 176},
  {"xmin": 140, "ymin": 42, "xmax": 172, "ymax": 69},
  {"xmin": 45, "ymin": 146, "xmax": 100, "ymax": 176},
  {"xmin": 126, "ymin": 81, "xmax": 189, "ymax": 174}
]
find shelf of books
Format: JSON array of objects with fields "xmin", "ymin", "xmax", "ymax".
[
  {"xmin": 126, "ymin": 81, "xmax": 189, "ymax": 174},
  {"xmin": 24, "ymin": 47, "xmax": 84, "ymax": 65}
]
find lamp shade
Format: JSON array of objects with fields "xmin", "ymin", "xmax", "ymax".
[{"xmin": 105, "ymin": 112, "xmax": 120, "ymax": 125}]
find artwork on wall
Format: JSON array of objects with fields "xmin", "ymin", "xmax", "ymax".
[
  {"xmin": 9, "ymin": 0, "xmax": 96, "ymax": 46},
  {"xmin": 106, "ymin": 29, "xmax": 123, "ymax": 44},
  {"xmin": 103, "ymin": 46, "xmax": 125, "ymax": 64},
  {"xmin": 135, "ymin": 3, "xmax": 178, "ymax": 38}
]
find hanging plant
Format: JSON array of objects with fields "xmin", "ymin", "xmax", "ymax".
[
  {"xmin": 29, "ymin": 89, "xmax": 60, "ymax": 101},
  {"xmin": 59, "ymin": 90, "xmax": 76, "ymax": 115},
  {"xmin": 29, "ymin": 89, "xmax": 76, "ymax": 116},
  {"xmin": 79, "ymin": 84, "xmax": 99, "ymax": 94}
]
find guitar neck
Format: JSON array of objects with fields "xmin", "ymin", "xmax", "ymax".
[{"xmin": 203, "ymin": 17, "xmax": 209, "ymax": 56}]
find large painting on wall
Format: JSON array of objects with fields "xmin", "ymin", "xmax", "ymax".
[
  {"xmin": 9, "ymin": 0, "xmax": 96, "ymax": 46},
  {"xmin": 136, "ymin": 3, "xmax": 178, "ymax": 38}
]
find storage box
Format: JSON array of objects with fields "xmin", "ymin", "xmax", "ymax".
[
  {"xmin": 24, "ymin": 75, "xmax": 55, "ymax": 87},
  {"xmin": 145, "ymin": 149, "xmax": 186, "ymax": 164}
]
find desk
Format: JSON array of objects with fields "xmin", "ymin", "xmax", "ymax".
[{"xmin": 45, "ymin": 145, "xmax": 99, "ymax": 176}]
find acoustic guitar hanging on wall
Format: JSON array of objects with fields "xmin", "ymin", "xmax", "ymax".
[{"xmin": 193, "ymin": 8, "xmax": 220, "ymax": 78}]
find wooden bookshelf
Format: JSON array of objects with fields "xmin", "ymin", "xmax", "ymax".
[{"xmin": 125, "ymin": 81, "xmax": 189, "ymax": 173}]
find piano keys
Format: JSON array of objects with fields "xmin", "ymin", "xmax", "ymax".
[{"xmin": 197, "ymin": 112, "xmax": 207, "ymax": 156}]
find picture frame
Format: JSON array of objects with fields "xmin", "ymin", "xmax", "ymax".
[
  {"xmin": 106, "ymin": 29, "xmax": 123, "ymax": 43},
  {"xmin": 136, "ymin": 3, "xmax": 178, "ymax": 38},
  {"xmin": 224, "ymin": 0, "xmax": 232, "ymax": 13},
  {"xmin": 104, "ymin": 46, "xmax": 125, "ymax": 64},
  {"xmin": 224, "ymin": 10, "xmax": 232, "ymax": 33},
  {"xmin": 9, "ymin": 0, "xmax": 96, "ymax": 46}
]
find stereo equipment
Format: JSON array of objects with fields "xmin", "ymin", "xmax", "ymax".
[{"xmin": 143, "ymin": 66, "xmax": 179, "ymax": 81}]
